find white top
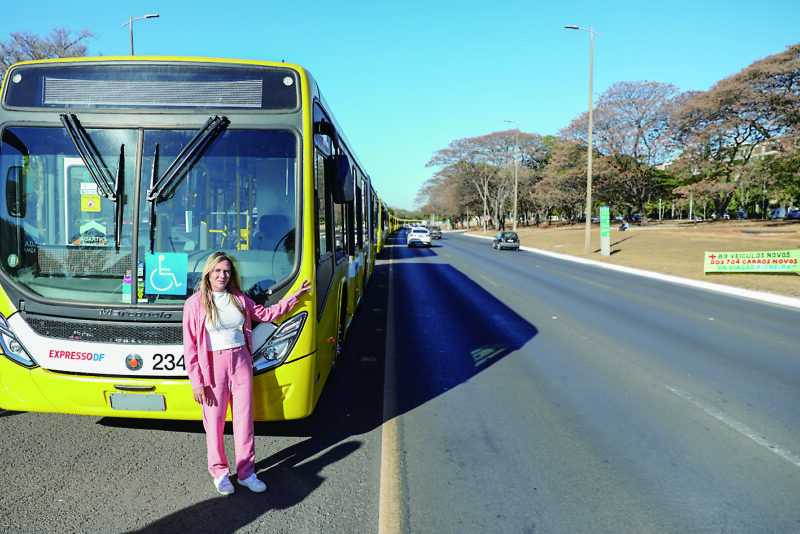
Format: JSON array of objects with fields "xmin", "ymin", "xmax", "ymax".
[{"xmin": 205, "ymin": 290, "xmax": 246, "ymax": 351}]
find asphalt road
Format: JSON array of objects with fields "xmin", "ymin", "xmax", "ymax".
[
  {"xmin": 1, "ymin": 229, "xmax": 798, "ymax": 533},
  {"xmin": 386, "ymin": 230, "xmax": 800, "ymax": 533}
]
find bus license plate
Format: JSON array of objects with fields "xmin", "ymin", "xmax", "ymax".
[{"xmin": 110, "ymin": 393, "xmax": 166, "ymax": 412}]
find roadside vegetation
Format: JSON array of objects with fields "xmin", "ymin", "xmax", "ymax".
[{"xmin": 418, "ymin": 44, "xmax": 800, "ymax": 231}]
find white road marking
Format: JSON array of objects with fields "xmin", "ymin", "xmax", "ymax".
[{"xmin": 666, "ymin": 385, "xmax": 800, "ymax": 469}]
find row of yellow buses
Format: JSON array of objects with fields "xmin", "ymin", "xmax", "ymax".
[{"xmin": 0, "ymin": 56, "xmax": 394, "ymax": 420}]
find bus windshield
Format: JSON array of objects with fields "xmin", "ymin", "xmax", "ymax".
[{"xmin": 0, "ymin": 125, "xmax": 298, "ymax": 305}]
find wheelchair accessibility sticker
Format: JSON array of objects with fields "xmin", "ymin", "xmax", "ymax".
[{"xmin": 145, "ymin": 253, "xmax": 188, "ymax": 295}]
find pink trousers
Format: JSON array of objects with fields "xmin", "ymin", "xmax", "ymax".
[{"xmin": 202, "ymin": 345, "xmax": 256, "ymax": 480}]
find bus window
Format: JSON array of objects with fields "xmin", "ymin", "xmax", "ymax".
[
  {"xmin": 0, "ymin": 125, "xmax": 298, "ymax": 306},
  {"xmin": 334, "ymin": 202, "xmax": 346, "ymax": 258},
  {"xmin": 0, "ymin": 126, "xmax": 137, "ymax": 303},
  {"xmin": 355, "ymin": 184, "xmax": 364, "ymax": 250},
  {"xmin": 140, "ymin": 129, "xmax": 297, "ymax": 302},
  {"xmin": 315, "ymin": 150, "xmax": 332, "ymax": 258}
]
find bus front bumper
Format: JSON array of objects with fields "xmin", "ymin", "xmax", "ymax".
[{"xmin": 0, "ymin": 352, "xmax": 318, "ymax": 421}]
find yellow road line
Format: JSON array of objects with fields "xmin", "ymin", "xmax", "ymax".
[{"xmin": 379, "ymin": 255, "xmax": 402, "ymax": 533}]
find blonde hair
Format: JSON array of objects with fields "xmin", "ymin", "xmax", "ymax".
[{"xmin": 198, "ymin": 251, "xmax": 245, "ymax": 324}]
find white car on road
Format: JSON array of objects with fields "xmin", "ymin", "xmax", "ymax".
[{"xmin": 407, "ymin": 227, "xmax": 431, "ymax": 247}]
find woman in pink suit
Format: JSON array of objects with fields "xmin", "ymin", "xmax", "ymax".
[{"xmin": 183, "ymin": 251, "xmax": 311, "ymax": 495}]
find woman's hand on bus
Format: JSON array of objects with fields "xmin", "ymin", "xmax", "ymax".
[
  {"xmin": 290, "ymin": 280, "xmax": 311, "ymax": 300},
  {"xmin": 193, "ymin": 386, "xmax": 209, "ymax": 405}
]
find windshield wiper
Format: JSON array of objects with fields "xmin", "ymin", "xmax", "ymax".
[
  {"xmin": 147, "ymin": 115, "xmax": 229, "ymax": 253},
  {"xmin": 60, "ymin": 114, "xmax": 125, "ymax": 251},
  {"xmin": 147, "ymin": 115, "xmax": 229, "ymax": 203},
  {"xmin": 148, "ymin": 143, "xmax": 160, "ymax": 255},
  {"xmin": 60, "ymin": 114, "xmax": 116, "ymax": 198},
  {"xmin": 113, "ymin": 144, "xmax": 125, "ymax": 251}
]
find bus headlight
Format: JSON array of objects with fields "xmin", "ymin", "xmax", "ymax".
[
  {"xmin": 0, "ymin": 314, "xmax": 37, "ymax": 367},
  {"xmin": 252, "ymin": 312, "xmax": 307, "ymax": 373}
]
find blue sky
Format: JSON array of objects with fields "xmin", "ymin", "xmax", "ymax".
[{"xmin": 3, "ymin": 0, "xmax": 799, "ymax": 210}]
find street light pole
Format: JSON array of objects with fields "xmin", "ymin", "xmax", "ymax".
[
  {"xmin": 122, "ymin": 14, "xmax": 159, "ymax": 55},
  {"xmin": 565, "ymin": 25, "xmax": 600, "ymax": 254},
  {"xmin": 504, "ymin": 120, "xmax": 520, "ymax": 232}
]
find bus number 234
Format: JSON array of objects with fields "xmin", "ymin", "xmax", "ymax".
[{"xmin": 153, "ymin": 353, "xmax": 185, "ymax": 371}]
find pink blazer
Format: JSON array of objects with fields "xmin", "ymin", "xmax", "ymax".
[{"xmin": 182, "ymin": 288, "xmax": 299, "ymax": 390}]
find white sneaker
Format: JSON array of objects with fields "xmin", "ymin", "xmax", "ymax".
[
  {"xmin": 238, "ymin": 474, "xmax": 267, "ymax": 493},
  {"xmin": 214, "ymin": 473, "xmax": 234, "ymax": 495}
]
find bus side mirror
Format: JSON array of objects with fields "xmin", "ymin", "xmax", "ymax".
[
  {"xmin": 6, "ymin": 166, "xmax": 25, "ymax": 218},
  {"xmin": 328, "ymin": 154, "xmax": 354, "ymax": 204}
]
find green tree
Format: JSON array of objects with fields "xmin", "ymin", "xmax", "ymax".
[
  {"xmin": 424, "ymin": 130, "xmax": 547, "ymax": 230},
  {"xmin": 671, "ymin": 43, "xmax": 800, "ymax": 217},
  {"xmin": 562, "ymin": 81, "xmax": 679, "ymax": 224},
  {"xmin": 535, "ymin": 137, "xmax": 588, "ymax": 222}
]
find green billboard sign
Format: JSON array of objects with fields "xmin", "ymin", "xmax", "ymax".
[{"xmin": 704, "ymin": 250, "xmax": 800, "ymax": 273}]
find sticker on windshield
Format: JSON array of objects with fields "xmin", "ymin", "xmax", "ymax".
[
  {"xmin": 122, "ymin": 270, "xmax": 132, "ymax": 303},
  {"xmin": 76, "ymin": 220, "xmax": 108, "ymax": 246},
  {"xmin": 81, "ymin": 194, "xmax": 101, "ymax": 212},
  {"xmin": 145, "ymin": 253, "xmax": 188, "ymax": 295}
]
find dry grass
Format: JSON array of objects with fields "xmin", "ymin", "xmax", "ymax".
[{"xmin": 471, "ymin": 220, "xmax": 800, "ymax": 298}]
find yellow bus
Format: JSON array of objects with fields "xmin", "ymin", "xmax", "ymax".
[{"xmin": 0, "ymin": 56, "xmax": 388, "ymax": 420}]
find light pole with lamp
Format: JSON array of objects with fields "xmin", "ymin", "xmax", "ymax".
[
  {"xmin": 122, "ymin": 14, "xmax": 159, "ymax": 55},
  {"xmin": 565, "ymin": 25, "xmax": 600, "ymax": 254},
  {"xmin": 504, "ymin": 120, "xmax": 520, "ymax": 232}
]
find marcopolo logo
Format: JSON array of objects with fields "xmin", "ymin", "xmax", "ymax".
[
  {"xmin": 99, "ymin": 309, "xmax": 173, "ymax": 319},
  {"xmin": 125, "ymin": 353, "xmax": 144, "ymax": 371}
]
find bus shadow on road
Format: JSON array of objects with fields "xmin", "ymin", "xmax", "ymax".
[{"xmin": 387, "ymin": 257, "xmax": 538, "ymax": 415}]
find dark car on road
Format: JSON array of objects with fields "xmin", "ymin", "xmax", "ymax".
[
  {"xmin": 429, "ymin": 226, "xmax": 442, "ymax": 239},
  {"xmin": 492, "ymin": 231, "xmax": 520, "ymax": 250}
]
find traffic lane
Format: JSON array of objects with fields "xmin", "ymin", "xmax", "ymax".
[
  {"xmin": 396, "ymin": 232, "xmax": 800, "ymax": 532},
  {"xmin": 521, "ymin": 305, "xmax": 800, "ymax": 532},
  {"xmin": 445, "ymin": 231, "xmax": 800, "ymax": 449},
  {"xmin": 389, "ymin": 242, "xmax": 548, "ymax": 532},
  {"xmin": 390, "ymin": 241, "xmax": 688, "ymax": 531},
  {"xmin": 461, "ymin": 231, "xmax": 800, "ymax": 513},
  {"xmin": 556, "ymin": 248, "xmax": 800, "ymax": 453},
  {"xmin": 509, "ymin": 318, "xmax": 800, "ymax": 532}
]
